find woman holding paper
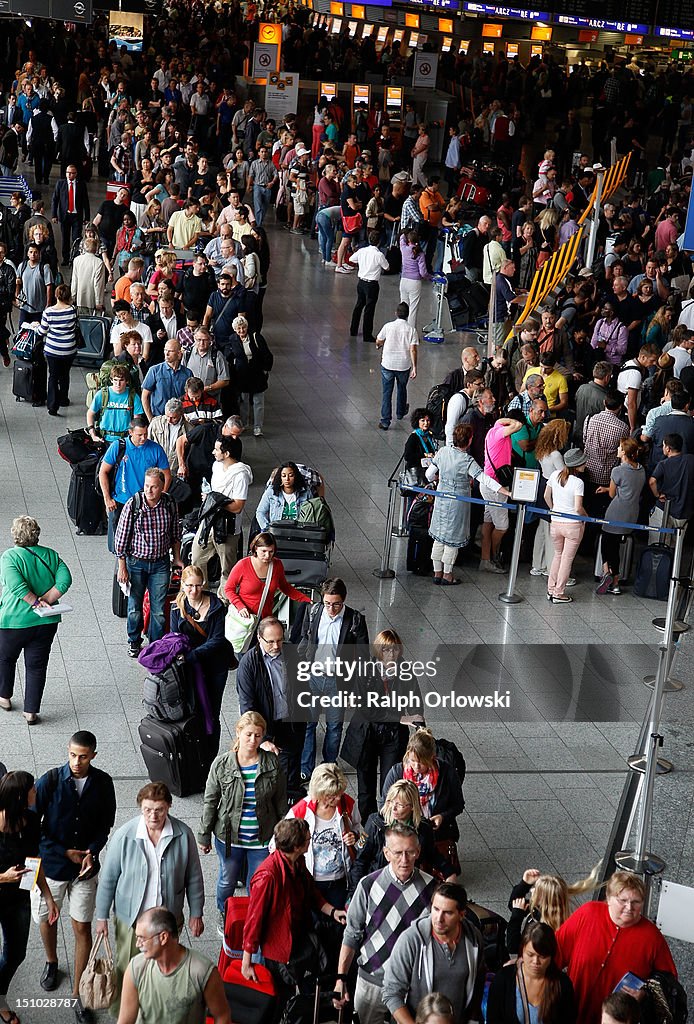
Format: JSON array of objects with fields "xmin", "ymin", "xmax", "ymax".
[
  {"xmin": 0, "ymin": 517, "xmax": 72, "ymax": 724},
  {"xmin": 0, "ymin": 770, "xmax": 59, "ymax": 1024}
]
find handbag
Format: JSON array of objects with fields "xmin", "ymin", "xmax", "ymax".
[
  {"xmin": 341, "ymin": 211, "xmax": 362, "ymax": 234},
  {"xmin": 485, "ymin": 438, "xmax": 514, "ymax": 489},
  {"xmin": 225, "ymin": 563, "xmax": 273, "ymax": 654},
  {"xmin": 78, "ymin": 933, "xmax": 116, "ymax": 1010},
  {"xmin": 398, "ymin": 466, "xmax": 419, "ymax": 494}
]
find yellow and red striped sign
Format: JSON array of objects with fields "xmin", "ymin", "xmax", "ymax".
[{"xmin": 505, "ymin": 227, "xmax": 584, "ymax": 339}]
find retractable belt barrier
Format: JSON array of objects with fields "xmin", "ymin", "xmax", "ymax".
[{"xmin": 404, "ymin": 483, "xmax": 678, "ymax": 535}]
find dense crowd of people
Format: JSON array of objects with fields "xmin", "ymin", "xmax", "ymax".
[{"xmin": 0, "ymin": 7, "xmax": 691, "ymax": 1024}]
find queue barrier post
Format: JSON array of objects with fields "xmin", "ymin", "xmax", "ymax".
[
  {"xmin": 393, "ymin": 489, "xmax": 409, "ymax": 538},
  {"xmin": 616, "ymin": 525, "xmax": 685, "ymax": 877},
  {"xmin": 498, "ymin": 503, "xmax": 527, "ymax": 605},
  {"xmin": 374, "ymin": 455, "xmax": 405, "ymax": 580}
]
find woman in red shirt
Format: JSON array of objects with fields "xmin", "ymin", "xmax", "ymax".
[
  {"xmin": 224, "ymin": 532, "xmax": 311, "ymax": 621},
  {"xmin": 556, "ymin": 870, "xmax": 677, "ymax": 1024}
]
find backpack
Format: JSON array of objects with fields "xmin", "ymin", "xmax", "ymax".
[
  {"xmin": 142, "ymin": 656, "xmax": 195, "ymax": 722},
  {"xmin": 426, "ymin": 381, "xmax": 466, "ymax": 442},
  {"xmin": 641, "ymin": 971, "xmax": 688, "ymax": 1024},
  {"xmin": 632, "ymin": 544, "xmax": 673, "ymax": 601},
  {"xmin": 85, "ymin": 358, "xmax": 122, "ymax": 408},
  {"xmin": 407, "ymin": 492, "xmax": 434, "ymax": 537},
  {"xmin": 95, "ymin": 437, "xmax": 127, "ymax": 496},
  {"xmin": 298, "ymin": 496, "xmax": 335, "ymax": 541},
  {"xmin": 435, "ymin": 737, "xmax": 467, "ymax": 803}
]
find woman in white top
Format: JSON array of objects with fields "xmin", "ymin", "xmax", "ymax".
[
  {"xmin": 531, "ymin": 420, "xmax": 571, "ymax": 580},
  {"xmin": 544, "ymin": 448, "xmax": 588, "ymax": 604}
]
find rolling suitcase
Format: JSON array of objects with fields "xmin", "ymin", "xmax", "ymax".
[
  {"xmin": 12, "ymin": 358, "xmax": 34, "ymax": 402},
  {"xmin": 67, "ymin": 457, "xmax": 106, "ymax": 535},
  {"xmin": 594, "ymin": 535, "xmax": 634, "ymax": 583},
  {"xmin": 280, "ymin": 557, "xmax": 329, "ymax": 589},
  {"xmin": 73, "ymin": 315, "xmax": 110, "ymax": 368},
  {"xmin": 268, "ymin": 522, "xmax": 329, "ymax": 560},
  {"xmin": 138, "ymin": 714, "xmax": 209, "ymax": 797},
  {"xmin": 57, "ymin": 428, "xmax": 106, "ymax": 466},
  {"xmin": 221, "ymin": 960, "xmax": 276, "ymax": 1024},
  {"xmin": 112, "ymin": 566, "xmax": 128, "ymax": 617}
]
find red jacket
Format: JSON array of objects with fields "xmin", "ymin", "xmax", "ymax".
[{"xmin": 242, "ymin": 850, "xmax": 325, "ymax": 963}]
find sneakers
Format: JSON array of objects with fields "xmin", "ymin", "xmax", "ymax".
[
  {"xmin": 551, "ymin": 594, "xmax": 573, "ymax": 603},
  {"xmin": 607, "ymin": 585, "xmax": 622, "ymax": 595},
  {"xmin": 378, "ymin": 422, "xmax": 389, "ymax": 430},
  {"xmin": 40, "ymin": 961, "xmax": 59, "ymax": 991},
  {"xmin": 253, "ymin": 426, "xmax": 263, "ymax": 437},
  {"xmin": 530, "ymin": 567, "xmax": 548, "ymax": 577},
  {"xmin": 596, "ymin": 572, "xmax": 614, "ymax": 595},
  {"xmin": 565, "ymin": 577, "xmax": 576, "ymax": 587},
  {"xmin": 216, "ymin": 910, "xmax": 225, "ymax": 938},
  {"xmin": 478, "ymin": 559, "xmax": 505, "ymax": 574},
  {"xmin": 127, "ymin": 641, "xmax": 142, "ymax": 659},
  {"xmin": 335, "ymin": 264, "xmax": 353, "ymax": 273}
]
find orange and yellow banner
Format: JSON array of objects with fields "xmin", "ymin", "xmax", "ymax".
[{"xmin": 505, "ymin": 227, "xmax": 584, "ymax": 339}]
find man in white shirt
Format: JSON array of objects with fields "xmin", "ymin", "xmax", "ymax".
[
  {"xmin": 669, "ymin": 331, "xmax": 694, "ymax": 378},
  {"xmin": 617, "ymin": 343, "xmax": 660, "ymax": 432},
  {"xmin": 111, "ymin": 300, "xmax": 154, "ymax": 358},
  {"xmin": 445, "ymin": 369, "xmax": 485, "ymax": 447},
  {"xmin": 376, "ymin": 302, "xmax": 418, "ymax": 430},
  {"xmin": 482, "ymin": 226, "xmax": 507, "ymax": 285},
  {"xmin": 191, "ymin": 435, "xmax": 252, "ymax": 599},
  {"xmin": 349, "ymin": 231, "xmax": 389, "ymax": 345}
]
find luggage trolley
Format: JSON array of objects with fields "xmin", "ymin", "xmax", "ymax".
[{"xmin": 423, "ymin": 273, "xmax": 454, "ymax": 345}]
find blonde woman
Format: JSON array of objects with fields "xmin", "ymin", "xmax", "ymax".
[
  {"xmin": 283, "ymin": 764, "xmax": 359, "ymax": 911},
  {"xmin": 415, "ymin": 994, "xmax": 455, "ymax": 1024},
  {"xmin": 506, "ymin": 864, "xmax": 601, "ymax": 956},
  {"xmin": 349, "ymin": 779, "xmax": 457, "ymax": 896},
  {"xmin": 170, "ymin": 565, "xmax": 235, "ymax": 758},
  {"xmin": 381, "ymin": 728, "xmax": 465, "ymax": 863},
  {"xmin": 197, "ymin": 711, "xmax": 286, "ymax": 935},
  {"xmin": 531, "ymin": 419, "xmax": 571, "ymax": 580}
]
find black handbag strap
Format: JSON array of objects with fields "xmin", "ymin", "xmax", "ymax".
[{"xmin": 516, "ymin": 963, "xmax": 532, "ymax": 1024}]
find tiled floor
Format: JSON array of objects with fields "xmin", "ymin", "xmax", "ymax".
[{"xmin": 0, "ymin": 180, "xmax": 692, "ymax": 1019}]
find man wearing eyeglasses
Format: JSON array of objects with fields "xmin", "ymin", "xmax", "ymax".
[
  {"xmin": 298, "ymin": 578, "xmax": 369, "ymax": 782},
  {"xmin": 118, "ymin": 907, "xmax": 229, "ymax": 1024},
  {"xmin": 334, "ymin": 824, "xmax": 437, "ymax": 1024},
  {"xmin": 237, "ymin": 616, "xmax": 306, "ymax": 803}
]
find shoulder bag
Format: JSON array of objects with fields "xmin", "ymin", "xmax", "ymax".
[
  {"xmin": 485, "ymin": 437, "xmax": 514, "ymax": 489},
  {"xmin": 225, "ymin": 562, "xmax": 274, "ymax": 654}
]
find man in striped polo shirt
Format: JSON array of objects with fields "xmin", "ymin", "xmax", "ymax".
[{"xmin": 334, "ymin": 824, "xmax": 437, "ymax": 1024}]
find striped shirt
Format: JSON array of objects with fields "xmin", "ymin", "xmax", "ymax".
[
  {"xmin": 114, "ymin": 491, "xmax": 181, "ymax": 560},
  {"xmin": 237, "ymin": 763, "xmax": 263, "ymax": 848},
  {"xmin": 36, "ymin": 305, "xmax": 78, "ymax": 358}
]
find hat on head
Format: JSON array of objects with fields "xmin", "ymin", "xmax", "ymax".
[
  {"xmin": 295, "ymin": 145, "xmax": 309, "ymax": 156},
  {"xmin": 564, "ymin": 448, "xmax": 587, "ymax": 468},
  {"xmin": 578, "ymin": 268, "xmax": 594, "ymax": 278},
  {"xmin": 392, "ymin": 171, "xmax": 411, "ymax": 183}
]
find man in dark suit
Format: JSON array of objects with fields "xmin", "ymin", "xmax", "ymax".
[
  {"xmin": 56, "ymin": 111, "xmax": 88, "ymax": 178},
  {"xmin": 236, "ymin": 616, "xmax": 305, "ymax": 803},
  {"xmin": 145, "ymin": 292, "xmax": 185, "ymax": 370},
  {"xmin": 297, "ymin": 577, "xmax": 369, "ymax": 781},
  {"xmin": 0, "ymin": 95, "xmax": 19, "ymax": 129},
  {"xmin": 26, "ymin": 98, "xmax": 57, "ymax": 185},
  {"xmin": 51, "ymin": 164, "xmax": 90, "ymax": 266}
]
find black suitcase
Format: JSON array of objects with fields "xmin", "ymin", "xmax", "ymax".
[
  {"xmin": 12, "ymin": 358, "xmax": 34, "ymax": 402},
  {"xmin": 268, "ymin": 522, "xmax": 329, "ymax": 560},
  {"xmin": 112, "ymin": 565, "xmax": 128, "ymax": 617},
  {"xmin": 281, "ymin": 556, "xmax": 329, "ymax": 589},
  {"xmin": 67, "ymin": 457, "xmax": 106, "ymax": 535},
  {"xmin": 138, "ymin": 714, "xmax": 209, "ymax": 797}
]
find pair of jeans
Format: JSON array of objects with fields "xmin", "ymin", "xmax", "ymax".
[
  {"xmin": 548, "ymin": 522, "xmax": 584, "ymax": 597},
  {"xmin": 0, "ymin": 892, "xmax": 31, "ymax": 1000},
  {"xmin": 126, "ymin": 556, "xmax": 170, "ymax": 644},
  {"xmin": 316, "ymin": 212, "xmax": 336, "ymax": 263},
  {"xmin": 240, "ymin": 391, "xmax": 264, "ymax": 431},
  {"xmin": 0, "ymin": 621, "xmax": 59, "ymax": 714},
  {"xmin": 380, "ymin": 367, "xmax": 410, "ymax": 427},
  {"xmin": 350, "ymin": 279, "xmax": 380, "ymax": 344},
  {"xmin": 214, "ymin": 838, "xmax": 269, "ymax": 912},
  {"xmin": 45, "ymin": 353, "xmax": 74, "ymax": 413},
  {"xmin": 253, "ymin": 184, "xmax": 271, "ymax": 227},
  {"xmin": 300, "ymin": 675, "xmax": 344, "ymax": 778}
]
